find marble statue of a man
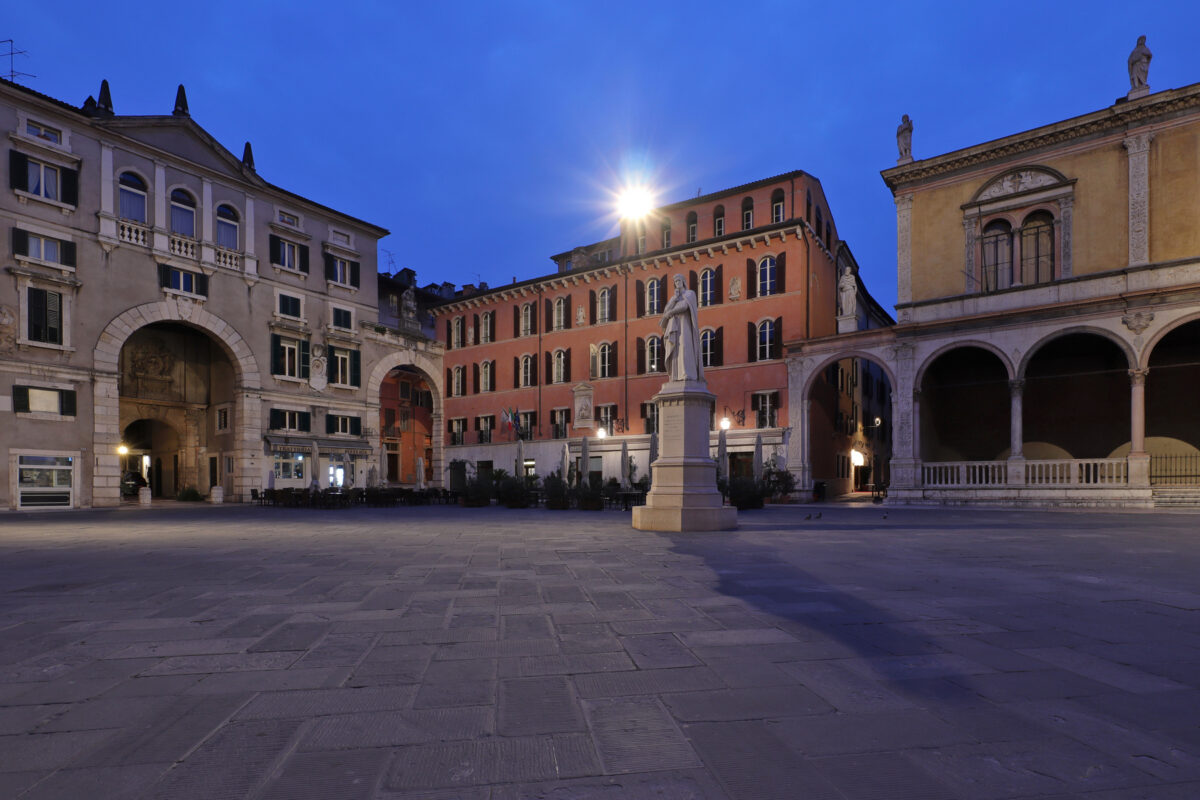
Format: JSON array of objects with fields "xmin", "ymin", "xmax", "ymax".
[
  {"xmin": 838, "ymin": 266, "xmax": 857, "ymax": 317},
  {"xmin": 896, "ymin": 114, "xmax": 913, "ymax": 162},
  {"xmin": 661, "ymin": 273, "xmax": 703, "ymax": 382},
  {"xmin": 1128, "ymin": 35, "xmax": 1152, "ymax": 91}
]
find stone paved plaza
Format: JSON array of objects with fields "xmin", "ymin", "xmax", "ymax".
[{"xmin": 1, "ymin": 504, "xmax": 1199, "ymax": 799}]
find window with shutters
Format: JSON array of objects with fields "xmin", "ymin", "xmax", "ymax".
[
  {"xmin": 551, "ymin": 408, "xmax": 569, "ymax": 439},
  {"xmin": 753, "ymin": 391, "xmax": 779, "ymax": 428},
  {"xmin": 757, "ymin": 319, "xmax": 776, "ymax": 361},
  {"xmin": 741, "ymin": 197, "xmax": 754, "ymax": 230},
  {"xmin": 518, "ymin": 411, "xmax": 537, "ymax": 440},
  {"xmin": 597, "ymin": 404, "xmax": 617, "ymax": 435},
  {"xmin": 597, "ymin": 288, "xmax": 612, "ymax": 323},
  {"xmin": 480, "ymin": 311, "xmax": 494, "ymax": 343},
  {"xmin": 646, "ymin": 278, "xmax": 661, "ymax": 315},
  {"xmin": 450, "ymin": 365, "xmax": 465, "ymax": 396},
  {"xmin": 271, "ymin": 334, "xmax": 308, "ymax": 380},
  {"xmin": 686, "ymin": 211, "xmax": 698, "ymax": 243},
  {"xmin": 553, "ymin": 349, "xmax": 568, "ymax": 383},
  {"xmin": 449, "ymin": 418, "xmax": 467, "ymax": 446},
  {"xmin": 331, "ymin": 306, "xmax": 353, "ymax": 330},
  {"xmin": 661, "ymin": 222, "xmax": 671, "ymax": 249},
  {"xmin": 170, "ymin": 189, "xmax": 196, "ymax": 238},
  {"xmin": 332, "ymin": 349, "xmax": 352, "ymax": 386},
  {"xmin": 646, "ymin": 336, "xmax": 663, "ymax": 373},
  {"xmin": 330, "ymin": 257, "xmax": 350, "ymax": 285},
  {"xmin": 594, "ymin": 342, "xmax": 614, "ymax": 379},
  {"xmin": 269, "ymin": 408, "xmax": 310, "ymax": 432},
  {"xmin": 118, "ymin": 172, "xmax": 147, "ymax": 222},
  {"xmin": 699, "ymin": 268, "xmax": 715, "ymax": 307},
  {"xmin": 24, "ymin": 157, "xmax": 59, "ymax": 202},
  {"xmin": 13, "ymin": 228, "xmax": 75, "ymax": 270},
  {"xmin": 642, "ymin": 401, "xmax": 659, "ymax": 434},
  {"xmin": 451, "ymin": 317, "xmax": 464, "ymax": 348},
  {"xmin": 477, "ymin": 415, "xmax": 494, "ymax": 443},
  {"xmin": 160, "ymin": 265, "xmax": 206, "ymax": 298},
  {"xmin": 12, "ymin": 385, "xmax": 77, "ymax": 418},
  {"xmin": 521, "ymin": 303, "xmax": 535, "ymax": 336},
  {"xmin": 277, "ymin": 293, "xmax": 302, "ymax": 319},
  {"xmin": 757, "ymin": 256, "xmax": 777, "ymax": 297},
  {"xmin": 270, "ymin": 234, "xmax": 306, "ymax": 273},
  {"xmin": 480, "ymin": 360, "xmax": 494, "ymax": 392},
  {"xmin": 216, "ymin": 204, "xmax": 239, "ymax": 250},
  {"xmin": 520, "ymin": 354, "xmax": 535, "ymax": 387},
  {"xmin": 553, "ymin": 297, "xmax": 567, "ymax": 330},
  {"xmin": 771, "ymin": 189, "xmax": 785, "ymax": 224},
  {"xmin": 701, "ymin": 328, "xmax": 718, "ymax": 368},
  {"xmin": 713, "ymin": 206, "xmax": 725, "ymax": 237}
]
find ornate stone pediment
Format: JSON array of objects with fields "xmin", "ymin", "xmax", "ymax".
[{"xmin": 972, "ymin": 166, "xmax": 1069, "ymax": 203}]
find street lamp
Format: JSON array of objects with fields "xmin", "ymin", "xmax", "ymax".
[
  {"xmin": 596, "ymin": 428, "xmax": 607, "ymax": 440},
  {"xmin": 720, "ymin": 417, "xmax": 731, "ymax": 431},
  {"xmin": 117, "ymin": 444, "xmax": 129, "ymax": 456}
]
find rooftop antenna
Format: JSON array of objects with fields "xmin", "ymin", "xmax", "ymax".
[
  {"xmin": 381, "ymin": 248, "xmax": 397, "ymax": 274},
  {"xmin": 0, "ymin": 40, "xmax": 34, "ymax": 83}
]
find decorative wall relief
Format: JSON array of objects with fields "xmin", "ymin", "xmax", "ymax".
[
  {"xmin": 309, "ymin": 342, "xmax": 328, "ymax": 392},
  {"xmin": 0, "ymin": 305, "xmax": 16, "ymax": 354},
  {"xmin": 1121, "ymin": 310, "xmax": 1155, "ymax": 335},
  {"xmin": 728, "ymin": 276, "xmax": 742, "ymax": 301}
]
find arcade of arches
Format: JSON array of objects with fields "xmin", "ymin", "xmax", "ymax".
[{"xmin": 379, "ymin": 366, "xmax": 435, "ymax": 486}]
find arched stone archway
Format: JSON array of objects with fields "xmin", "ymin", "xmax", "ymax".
[
  {"xmin": 92, "ymin": 299, "xmax": 261, "ymax": 506},
  {"xmin": 369, "ymin": 349, "xmax": 445, "ymax": 488}
]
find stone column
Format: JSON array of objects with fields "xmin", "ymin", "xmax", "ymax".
[
  {"xmin": 1124, "ymin": 133, "xmax": 1153, "ymax": 268},
  {"xmin": 152, "ymin": 161, "xmax": 168, "ymax": 252},
  {"xmin": 886, "ymin": 343, "xmax": 920, "ymax": 498},
  {"xmin": 785, "ymin": 356, "xmax": 811, "ymax": 489},
  {"xmin": 1058, "ymin": 196, "xmax": 1074, "ymax": 278},
  {"xmin": 1006, "ymin": 379, "xmax": 1025, "ymax": 485},
  {"xmin": 896, "ymin": 194, "xmax": 914, "ymax": 308},
  {"xmin": 1128, "ymin": 368, "xmax": 1150, "ymax": 487},
  {"xmin": 962, "ymin": 216, "xmax": 977, "ymax": 294}
]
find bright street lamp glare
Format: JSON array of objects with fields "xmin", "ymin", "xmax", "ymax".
[{"xmin": 617, "ymin": 186, "xmax": 654, "ymax": 220}]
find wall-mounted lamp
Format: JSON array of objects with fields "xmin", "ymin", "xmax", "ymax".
[
  {"xmin": 596, "ymin": 428, "xmax": 607, "ymax": 439},
  {"xmin": 719, "ymin": 417, "xmax": 731, "ymax": 431},
  {"xmin": 722, "ymin": 406, "xmax": 745, "ymax": 426},
  {"xmin": 116, "ymin": 444, "xmax": 129, "ymax": 456}
]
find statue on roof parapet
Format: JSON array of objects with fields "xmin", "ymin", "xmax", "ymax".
[
  {"xmin": 896, "ymin": 114, "xmax": 913, "ymax": 165},
  {"xmin": 1128, "ymin": 35, "xmax": 1152, "ymax": 99}
]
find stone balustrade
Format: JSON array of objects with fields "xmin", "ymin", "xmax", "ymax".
[
  {"xmin": 922, "ymin": 458, "xmax": 1129, "ymax": 487},
  {"xmin": 922, "ymin": 461, "xmax": 1008, "ymax": 487},
  {"xmin": 118, "ymin": 220, "xmax": 149, "ymax": 246},
  {"xmin": 168, "ymin": 234, "xmax": 197, "ymax": 259},
  {"xmin": 214, "ymin": 247, "xmax": 243, "ymax": 270}
]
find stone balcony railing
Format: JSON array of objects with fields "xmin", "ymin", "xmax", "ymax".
[
  {"xmin": 118, "ymin": 220, "xmax": 149, "ymax": 247},
  {"xmin": 168, "ymin": 234, "xmax": 197, "ymax": 260},
  {"xmin": 922, "ymin": 458, "xmax": 1128, "ymax": 487},
  {"xmin": 214, "ymin": 247, "xmax": 243, "ymax": 270}
]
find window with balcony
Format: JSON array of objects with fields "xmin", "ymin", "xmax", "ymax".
[
  {"xmin": 170, "ymin": 189, "xmax": 196, "ymax": 238},
  {"xmin": 449, "ymin": 418, "xmax": 466, "ymax": 446},
  {"xmin": 518, "ymin": 411, "xmax": 536, "ymax": 440},
  {"xmin": 118, "ymin": 172, "xmax": 147, "ymax": 222},
  {"xmin": 216, "ymin": 204, "xmax": 239, "ymax": 250},
  {"xmin": 598, "ymin": 404, "xmax": 616, "ymax": 435},
  {"xmin": 477, "ymin": 415, "xmax": 494, "ymax": 444}
]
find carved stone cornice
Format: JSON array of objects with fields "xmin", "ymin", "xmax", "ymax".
[{"xmin": 881, "ymin": 83, "xmax": 1200, "ymax": 191}]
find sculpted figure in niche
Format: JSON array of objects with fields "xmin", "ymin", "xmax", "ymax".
[
  {"xmin": 896, "ymin": 114, "xmax": 913, "ymax": 161},
  {"xmin": 401, "ymin": 288, "xmax": 417, "ymax": 321},
  {"xmin": 838, "ymin": 266, "xmax": 857, "ymax": 316},
  {"xmin": 661, "ymin": 273, "xmax": 703, "ymax": 382},
  {"xmin": 1128, "ymin": 35, "xmax": 1152, "ymax": 90}
]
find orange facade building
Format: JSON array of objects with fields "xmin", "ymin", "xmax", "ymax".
[{"xmin": 431, "ymin": 170, "xmax": 878, "ymax": 486}]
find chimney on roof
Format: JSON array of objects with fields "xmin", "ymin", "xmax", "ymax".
[
  {"xmin": 242, "ymin": 141, "xmax": 255, "ymax": 171},
  {"xmin": 398, "ymin": 267, "xmax": 416, "ymax": 286},
  {"xmin": 173, "ymin": 84, "xmax": 189, "ymax": 116},
  {"xmin": 81, "ymin": 95, "xmax": 97, "ymax": 115},
  {"xmin": 97, "ymin": 79, "xmax": 113, "ymax": 116}
]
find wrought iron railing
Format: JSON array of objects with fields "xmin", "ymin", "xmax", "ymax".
[{"xmin": 1150, "ymin": 454, "xmax": 1200, "ymax": 486}]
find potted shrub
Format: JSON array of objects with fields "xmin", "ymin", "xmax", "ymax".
[
  {"xmin": 496, "ymin": 473, "xmax": 530, "ymax": 508},
  {"xmin": 763, "ymin": 467, "xmax": 797, "ymax": 503},
  {"xmin": 574, "ymin": 475, "xmax": 605, "ymax": 511},
  {"xmin": 542, "ymin": 470, "xmax": 570, "ymax": 509},
  {"xmin": 462, "ymin": 474, "xmax": 492, "ymax": 507},
  {"xmin": 728, "ymin": 477, "xmax": 765, "ymax": 510}
]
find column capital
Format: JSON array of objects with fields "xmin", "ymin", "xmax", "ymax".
[
  {"xmin": 1128, "ymin": 368, "xmax": 1149, "ymax": 385},
  {"xmin": 1122, "ymin": 131, "xmax": 1155, "ymax": 154},
  {"xmin": 1008, "ymin": 379, "xmax": 1025, "ymax": 396}
]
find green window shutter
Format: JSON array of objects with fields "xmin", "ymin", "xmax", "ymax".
[
  {"xmin": 12, "ymin": 385, "xmax": 29, "ymax": 413},
  {"xmin": 349, "ymin": 261, "xmax": 360, "ymax": 288},
  {"xmin": 45, "ymin": 291, "xmax": 61, "ymax": 344},
  {"xmin": 12, "ymin": 227, "xmax": 28, "ymax": 256},
  {"xmin": 194, "ymin": 273, "xmax": 208, "ymax": 297},
  {"xmin": 269, "ymin": 408, "xmax": 284, "ymax": 429},
  {"xmin": 60, "ymin": 389, "xmax": 76, "ymax": 416},
  {"xmin": 299, "ymin": 339, "xmax": 310, "ymax": 380},
  {"xmin": 350, "ymin": 350, "xmax": 361, "ymax": 387},
  {"xmin": 324, "ymin": 253, "xmax": 335, "ymax": 281},
  {"xmin": 298, "ymin": 411, "xmax": 311, "ymax": 432},
  {"xmin": 61, "ymin": 168, "xmax": 78, "ymax": 206},
  {"xmin": 299, "ymin": 244, "xmax": 309, "ymax": 273},
  {"xmin": 326, "ymin": 412, "xmax": 337, "ymax": 434},
  {"xmin": 9, "ymin": 151, "xmax": 28, "ymax": 191},
  {"xmin": 270, "ymin": 334, "xmax": 283, "ymax": 375},
  {"xmin": 158, "ymin": 263, "xmax": 170, "ymax": 288},
  {"xmin": 61, "ymin": 240, "xmax": 76, "ymax": 267},
  {"xmin": 350, "ymin": 417, "xmax": 362, "ymax": 436},
  {"xmin": 268, "ymin": 234, "xmax": 281, "ymax": 265}
]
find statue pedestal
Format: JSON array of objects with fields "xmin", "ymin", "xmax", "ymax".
[
  {"xmin": 632, "ymin": 381, "xmax": 737, "ymax": 532},
  {"xmin": 1128, "ymin": 86, "xmax": 1150, "ymax": 100}
]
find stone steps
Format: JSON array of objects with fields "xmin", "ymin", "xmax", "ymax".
[{"xmin": 1151, "ymin": 487, "xmax": 1200, "ymax": 507}]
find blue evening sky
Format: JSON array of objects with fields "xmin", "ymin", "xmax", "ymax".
[{"xmin": 7, "ymin": 2, "xmax": 1199, "ymax": 311}]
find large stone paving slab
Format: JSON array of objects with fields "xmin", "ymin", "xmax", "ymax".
[{"xmin": 0, "ymin": 504, "xmax": 1199, "ymax": 798}]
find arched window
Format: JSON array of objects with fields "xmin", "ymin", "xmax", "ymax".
[
  {"xmin": 451, "ymin": 317, "xmax": 464, "ymax": 348},
  {"xmin": 771, "ymin": 189, "xmax": 785, "ymax": 224},
  {"xmin": 521, "ymin": 354, "xmax": 535, "ymax": 387},
  {"xmin": 661, "ymin": 220, "xmax": 671, "ymax": 250},
  {"xmin": 521, "ymin": 302, "xmax": 535, "ymax": 336},
  {"xmin": 980, "ymin": 220, "xmax": 1012, "ymax": 293},
  {"xmin": 713, "ymin": 205, "xmax": 725, "ymax": 237},
  {"xmin": 597, "ymin": 343, "xmax": 613, "ymax": 378},
  {"xmin": 700, "ymin": 268, "xmax": 715, "ymax": 307},
  {"xmin": 757, "ymin": 319, "xmax": 775, "ymax": 361},
  {"xmin": 554, "ymin": 297, "xmax": 567, "ymax": 330},
  {"xmin": 452, "ymin": 366, "xmax": 465, "ymax": 397},
  {"xmin": 646, "ymin": 336, "xmax": 662, "ymax": 373},
  {"xmin": 701, "ymin": 329, "xmax": 717, "ymax": 367},
  {"xmin": 1020, "ymin": 211, "xmax": 1055, "ymax": 285},
  {"xmin": 553, "ymin": 349, "xmax": 567, "ymax": 383},
  {"xmin": 757, "ymin": 256, "xmax": 777, "ymax": 297},
  {"xmin": 815, "ymin": 207, "xmax": 824, "ymax": 240},
  {"xmin": 635, "ymin": 221, "xmax": 646, "ymax": 255},
  {"xmin": 597, "ymin": 288, "xmax": 611, "ymax": 323},
  {"xmin": 646, "ymin": 278, "xmax": 661, "ymax": 315},
  {"xmin": 825, "ymin": 221, "xmax": 832, "ymax": 248},
  {"xmin": 119, "ymin": 172, "xmax": 147, "ymax": 223},
  {"xmin": 481, "ymin": 360, "xmax": 493, "ymax": 392},
  {"xmin": 170, "ymin": 189, "xmax": 196, "ymax": 237},
  {"xmin": 686, "ymin": 211, "xmax": 698, "ymax": 243},
  {"xmin": 741, "ymin": 197, "xmax": 754, "ymax": 230},
  {"xmin": 216, "ymin": 204, "xmax": 239, "ymax": 250}
]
